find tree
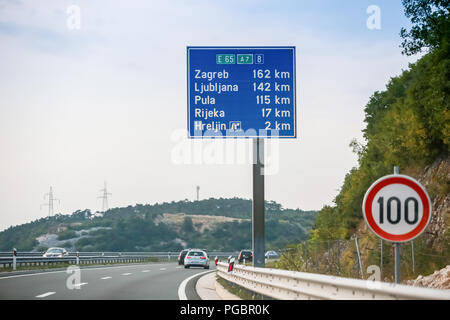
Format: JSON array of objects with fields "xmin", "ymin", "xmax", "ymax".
[
  {"xmin": 400, "ymin": 0, "xmax": 450, "ymax": 55},
  {"xmin": 182, "ymin": 217, "xmax": 195, "ymax": 233}
]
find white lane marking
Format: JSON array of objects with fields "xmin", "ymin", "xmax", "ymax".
[
  {"xmin": 101, "ymin": 276, "xmax": 112, "ymax": 280},
  {"xmin": 176, "ymin": 266, "xmax": 182, "ymax": 269},
  {"xmin": 142, "ymin": 270, "xmax": 151, "ymax": 273},
  {"xmin": 160, "ymin": 268, "xmax": 167, "ymax": 270},
  {"xmin": 121, "ymin": 273, "xmax": 132, "ymax": 276},
  {"xmin": 178, "ymin": 270, "xmax": 215, "ymax": 300},
  {"xmin": 36, "ymin": 292, "xmax": 56, "ymax": 298},
  {"xmin": 73, "ymin": 282, "xmax": 88, "ymax": 287},
  {"xmin": 0, "ymin": 263, "xmax": 172, "ymax": 280}
]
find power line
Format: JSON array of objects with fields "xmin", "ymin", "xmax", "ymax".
[
  {"xmin": 41, "ymin": 186, "xmax": 60, "ymax": 217},
  {"xmin": 98, "ymin": 181, "xmax": 112, "ymax": 212}
]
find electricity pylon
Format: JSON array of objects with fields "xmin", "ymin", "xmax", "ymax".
[
  {"xmin": 41, "ymin": 186, "xmax": 60, "ymax": 217},
  {"xmin": 98, "ymin": 181, "xmax": 112, "ymax": 212}
]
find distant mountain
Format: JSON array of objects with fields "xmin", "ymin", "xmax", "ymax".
[{"xmin": 0, "ymin": 198, "xmax": 317, "ymax": 252}]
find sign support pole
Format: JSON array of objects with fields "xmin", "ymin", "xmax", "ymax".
[
  {"xmin": 395, "ymin": 243, "xmax": 401, "ymax": 284},
  {"xmin": 393, "ymin": 166, "xmax": 401, "ymax": 284},
  {"xmin": 252, "ymin": 138, "xmax": 265, "ymax": 268},
  {"xmin": 12, "ymin": 248, "xmax": 16, "ymax": 271},
  {"xmin": 380, "ymin": 239, "xmax": 383, "ymax": 279}
]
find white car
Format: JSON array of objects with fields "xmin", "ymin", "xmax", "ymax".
[
  {"xmin": 184, "ymin": 249, "xmax": 209, "ymax": 269},
  {"xmin": 43, "ymin": 247, "xmax": 68, "ymax": 258},
  {"xmin": 265, "ymin": 250, "xmax": 279, "ymax": 259}
]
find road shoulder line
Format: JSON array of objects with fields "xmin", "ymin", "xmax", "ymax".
[{"xmin": 178, "ymin": 269, "xmax": 214, "ymax": 300}]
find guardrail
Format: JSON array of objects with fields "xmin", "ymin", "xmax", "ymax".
[
  {"xmin": 0, "ymin": 251, "xmax": 238, "ymax": 269},
  {"xmin": 0, "ymin": 255, "xmax": 151, "ymax": 269},
  {"xmin": 0, "ymin": 251, "xmax": 237, "ymax": 258},
  {"xmin": 216, "ymin": 261, "xmax": 450, "ymax": 300}
]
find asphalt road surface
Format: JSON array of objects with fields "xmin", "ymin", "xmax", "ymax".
[{"xmin": 0, "ymin": 262, "xmax": 214, "ymax": 300}]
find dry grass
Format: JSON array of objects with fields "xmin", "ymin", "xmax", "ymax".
[{"xmin": 155, "ymin": 213, "xmax": 249, "ymax": 232}]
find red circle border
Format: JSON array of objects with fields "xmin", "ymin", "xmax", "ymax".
[{"xmin": 363, "ymin": 176, "xmax": 431, "ymax": 242}]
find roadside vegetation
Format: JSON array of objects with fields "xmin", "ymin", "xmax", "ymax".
[{"xmin": 276, "ymin": 0, "xmax": 449, "ymax": 282}]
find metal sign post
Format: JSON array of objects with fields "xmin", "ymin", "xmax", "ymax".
[
  {"xmin": 394, "ymin": 242, "xmax": 401, "ymax": 284},
  {"xmin": 380, "ymin": 239, "xmax": 383, "ymax": 279},
  {"xmin": 252, "ymin": 138, "xmax": 265, "ymax": 267},
  {"xmin": 393, "ymin": 166, "xmax": 401, "ymax": 284}
]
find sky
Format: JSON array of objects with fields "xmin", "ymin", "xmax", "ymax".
[{"xmin": 0, "ymin": 0, "xmax": 420, "ymax": 231}]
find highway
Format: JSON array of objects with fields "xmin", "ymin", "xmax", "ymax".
[{"xmin": 0, "ymin": 262, "xmax": 214, "ymax": 300}]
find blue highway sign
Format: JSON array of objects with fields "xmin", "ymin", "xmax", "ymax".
[{"xmin": 187, "ymin": 46, "xmax": 296, "ymax": 138}]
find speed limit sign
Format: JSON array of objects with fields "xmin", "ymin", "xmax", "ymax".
[{"xmin": 362, "ymin": 174, "xmax": 432, "ymax": 242}]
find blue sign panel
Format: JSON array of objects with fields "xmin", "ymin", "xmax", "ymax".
[{"xmin": 187, "ymin": 46, "xmax": 296, "ymax": 138}]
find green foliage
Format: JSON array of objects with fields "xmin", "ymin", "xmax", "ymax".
[
  {"xmin": 57, "ymin": 230, "xmax": 77, "ymax": 241},
  {"xmin": 310, "ymin": 206, "xmax": 347, "ymax": 241},
  {"xmin": 73, "ymin": 216, "xmax": 179, "ymax": 252},
  {"xmin": 364, "ymin": 45, "xmax": 450, "ymax": 164},
  {"xmin": 35, "ymin": 246, "xmax": 48, "ymax": 252},
  {"xmin": 182, "ymin": 217, "xmax": 195, "ymax": 233},
  {"xmin": 400, "ymin": 0, "xmax": 450, "ymax": 55},
  {"xmin": 311, "ymin": 42, "xmax": 450, "ymax": 246},
  {"xmin": 0, "ymin": 219, "xmax": 53, "ymax": 251}
]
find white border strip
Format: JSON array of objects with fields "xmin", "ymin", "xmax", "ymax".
[
  {"xmin": 178, "ymin": 270, "xmax": 214, "ymax": 300},
  {"xmin": 35, "ymin": 291, "xmax": 55, "ymax": 298}
]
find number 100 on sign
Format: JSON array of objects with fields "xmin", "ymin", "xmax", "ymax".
[{"xmin": 362, "ymin": 174, "xmax": 431, "ymax": 242}]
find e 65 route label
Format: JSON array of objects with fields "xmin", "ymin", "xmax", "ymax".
[
  {"xmin": 187, "ymin": 46, "xmax": 296, "ymax": 138},
  {"xmin": 362, "ymin": 174, "xmax": 432, "ymax": 242}
]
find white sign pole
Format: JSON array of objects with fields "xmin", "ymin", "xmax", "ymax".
[{"xmin": 12, "ymin": 248, "xmax": 17, "ymax": 271}]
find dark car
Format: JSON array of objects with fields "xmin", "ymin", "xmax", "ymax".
[
  {"xmin": 178, "ymin": 249, "xmax": 190, "ymax": 265},
  {"xmin": 238, "ymin": 250, "xmax": 253, "ymax": 263}
]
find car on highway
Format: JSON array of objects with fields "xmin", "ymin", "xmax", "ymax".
[
  {"xmin": 184, "ymin": 249, "xmax": 209, "ymax": 269},
  {"xmin": 265, "ymin": 250, "xmax": 279, "ymax": 259},
  {"xmin": 178, "ymin": 249, "xmax": 190, "ymax": 265},
  {"xmin": 42, "ymin": 247, "xmax": 69, "ymax": 258},
  {"xmin": 238, "ymin": 250, "xmax": 253, "ymax": 263}
]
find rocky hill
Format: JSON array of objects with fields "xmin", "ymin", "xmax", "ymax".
[
  {"xmin": 0, "ymin": 198, "xmax": 317, "ymax": 252},
  {"xmin": 276, "ymin": 5, "xmax": 450, "ymax": 284}
]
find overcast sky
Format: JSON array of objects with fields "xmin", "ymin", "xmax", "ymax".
[{"xmin": 0, "ymin": 0, "xmax": 420, "ymax": 231}]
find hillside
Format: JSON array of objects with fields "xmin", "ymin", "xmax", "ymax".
[
  {"xmin": 277, "ymin": 1, "xmax": 449, "ymax": 283},
  {"xmin": 0, "ymin": 198, "xmax": 317, "ymax": 252}
]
